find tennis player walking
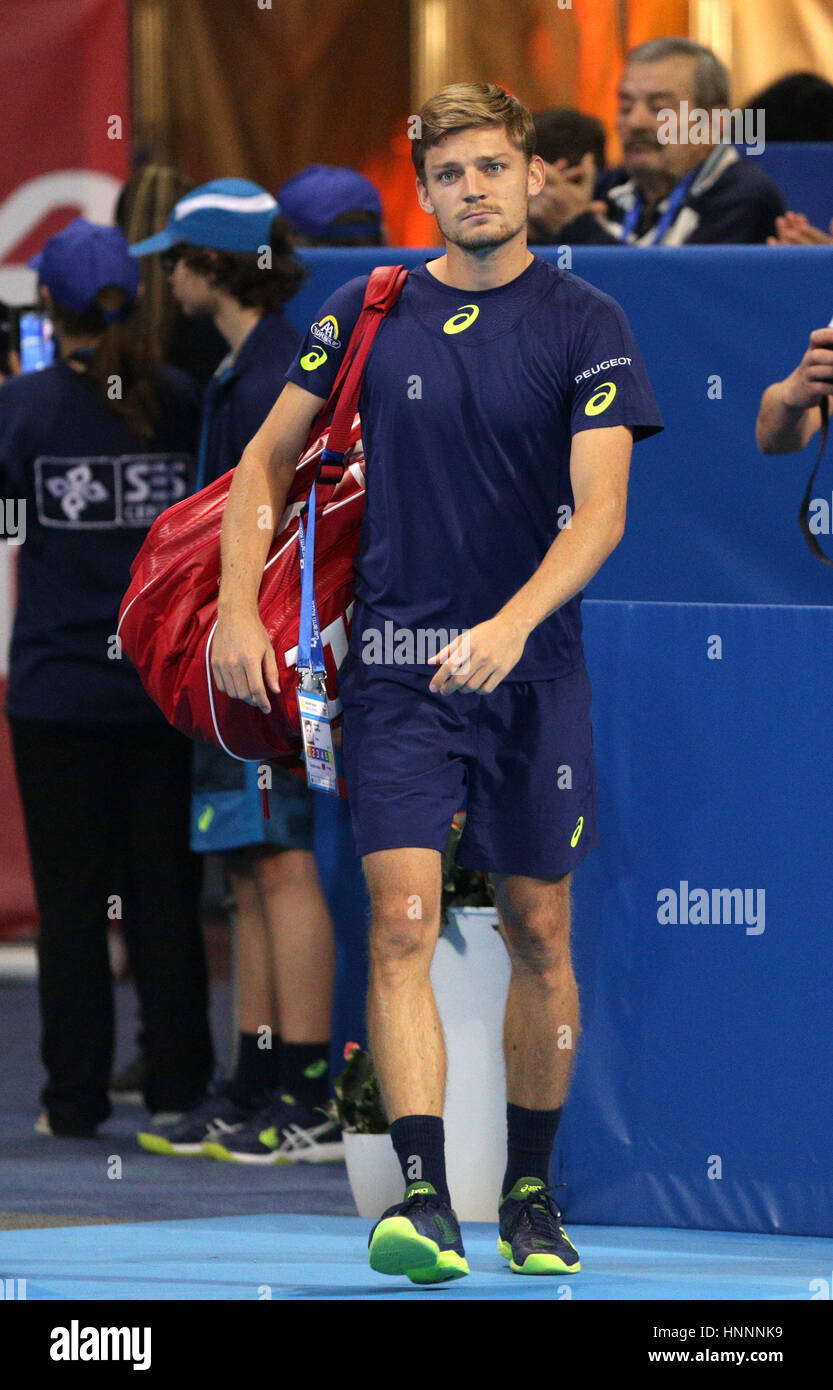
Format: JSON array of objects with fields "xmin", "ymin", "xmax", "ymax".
[{"xmin": 212, "ymin": 83, "xmax": 663, "ymax": 1283}]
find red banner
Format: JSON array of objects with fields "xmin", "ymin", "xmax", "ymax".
[{"xmin": 0, "ymin": 0, "xmax": 130, "ymax": 306}]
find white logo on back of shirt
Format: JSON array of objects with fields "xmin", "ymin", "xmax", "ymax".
[
  {"xmin": 44, "ymin": 463, "xmax": 108, "ymax": 522},
  {"xmin": 35, "ymin": 456, "xmax": 190, "ymax": 528}
]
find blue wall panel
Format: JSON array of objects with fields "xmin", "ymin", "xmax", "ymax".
[
  {"xmin": 559, "ymin": 600, "xmax": 833, "ymax": 1236},
  {"xmin": 747, "ymin": 142, "xmax": 833, "ymax": 233}
]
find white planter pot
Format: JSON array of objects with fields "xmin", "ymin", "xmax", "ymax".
[
  {"xmin": 343, "ymin": 1130, "xmax": 403, "ymax": 1218},
  {"xmin": 431, "ymin": 906, "xmax": 510, "ymax": 1221}
]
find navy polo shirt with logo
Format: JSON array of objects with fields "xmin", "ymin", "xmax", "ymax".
[
  {"xmin": 285, "ymin": 256, "xmax": 663, "ymax": 679},
  {"xmin": 0, "ymin": 362, "xmax": 200, "ymax": 722}
]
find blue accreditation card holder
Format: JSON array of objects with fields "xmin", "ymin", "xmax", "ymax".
[{"xmin": 298, "ymin": 688, "xmax": 338, "ymax": 795}]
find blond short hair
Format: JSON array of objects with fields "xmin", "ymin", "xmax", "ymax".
[{"xmin": 411, "ymin": 82, "xmax": 536, "ymax": 183}]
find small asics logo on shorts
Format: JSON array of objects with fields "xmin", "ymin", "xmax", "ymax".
[
  {"xmin": 584, "ymin": 382, "xmax": 617, "ymax": 416},
  {"xmin": 570, "ymin": 816, "xmax": 584, "ymax": 847},
  {"xmin": 443, "ymin": 304, "xmax": 479, "ymax": 334}
]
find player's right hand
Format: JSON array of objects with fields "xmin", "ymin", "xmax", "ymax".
[
  {"xmin": 781, "ymin": 328, "xmax": 833, "ymax": 410},
  {"xmin": 211, "ymin": 608, "xmax": 280, "ymax": 714}
]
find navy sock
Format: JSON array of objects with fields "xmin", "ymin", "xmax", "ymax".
[
  {"xmin": 502, "ymin": 1103, "xmax": 563, "ymax": 1197},
  {"xmin": 389, "ymin": 1114, "xmax": 449, "ymax": 1202},
  {"xmin": 227, "ymin": 1032, "xmax": 277, "ymax": 1108},
  {"xmin": 279, "ymin": 1041, "xmax": 330, "ymax": 1109}
]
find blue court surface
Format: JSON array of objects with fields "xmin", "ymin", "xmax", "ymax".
[
  {"xmin": 3, "ymin": 978, "xmax": 831, "ymax": 1305},
  {"xmin": 2, "ymin": 1215, "xmax": 831, "ymax": 1301}
]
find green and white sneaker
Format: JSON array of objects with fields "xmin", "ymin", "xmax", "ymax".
[{"xmin": 368, "ymin": 1181, "xmax": 469, "ymax": 1285}]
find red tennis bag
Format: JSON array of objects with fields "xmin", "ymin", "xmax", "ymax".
[{"xmin": 118, "ymin": 264, "xmax": 407, "ymax": 767}]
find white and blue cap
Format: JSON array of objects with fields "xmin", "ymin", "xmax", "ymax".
[{"xmin": 129, "ymin": 178, "xmax": 280, "ymax": 257}]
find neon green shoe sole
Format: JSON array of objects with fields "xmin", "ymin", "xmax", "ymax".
[
  {"xmin": 369, "ymin": 1216, "xmax": 469, "ymax": 1284},
  {"xmin": 498, "ymin": 1236, "xmax": 581, "ymax": 1274},
  {"xmin": 137, "ymin": 1132, "xmax": 177, "ymax": 1155},
  {"xmin": 201, "ymin": 1140, "xmax": 288, "ymax": 1164}
]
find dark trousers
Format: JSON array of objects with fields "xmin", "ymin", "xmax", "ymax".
[{"xmin": 9, "ymin": 718, "xmax": 214, "ymax": 1131}]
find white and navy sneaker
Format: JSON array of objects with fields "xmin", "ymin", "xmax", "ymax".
[
  {"xmin": 202, "ymin": 1092, "xmax": 344, "ymax": 1164},
  {"xmin": 137, "ymin": 1086, "xmax": 254, "ymax": 1155}
]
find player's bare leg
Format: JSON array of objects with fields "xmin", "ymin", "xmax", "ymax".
[
  {"xmin": 492, "ymin": 871, "xmax": 578, "ymax": 1109},
  {"xmin": 364, "ymin": 846, "xmax": 468, "ymax": 1282},
  {"xmin": 492, "ymin": 870, "xmax": 582, "ymax": 1274},
  {"xmin": 364, "ymin": 847, "xmax": 445, "ymax": 1119}
]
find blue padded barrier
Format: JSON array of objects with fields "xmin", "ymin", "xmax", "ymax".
[{"xmin": 563, "ymin": 599, "xmax": 833, "ymax": 1236}]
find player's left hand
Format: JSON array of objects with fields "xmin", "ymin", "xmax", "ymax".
[{"xmin": 428, "ymin": 614, "xmax": 529, "ymax": 695}]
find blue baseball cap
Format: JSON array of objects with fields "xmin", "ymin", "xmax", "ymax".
[
  {"xmin": 29, "ymin": 219, "xmax": 140, "ymax": 317},
  {"xmin": 277, "ymin": 165, "xmax": 382, "ymax": 242},
  {"xmin": 129, "ymin": 178, "xmax": 280, "ymax": 257}
]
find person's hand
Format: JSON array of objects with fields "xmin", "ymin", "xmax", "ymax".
[
  {"xmin": 0, "ymin": 348, "xmax": 21, "ymax": 385},
  {"xmin": 780, "ymin": 327, "xmax": 833, "ymax": 410},
  {"xmin": 528, "ymin": 154, "xmax": 607, "ymax": 239},
  {"xmin": 768, "ymin": 211, "xmax": 833, "ymax": 246},
  {"xmin": 211, "ymin": 607, "xmax": 280, "ymax": 713},
  {"xmin": 428, "ymin": 613, "xmax": 530, "ymax": 695}
]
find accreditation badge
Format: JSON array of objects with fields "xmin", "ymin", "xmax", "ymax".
[{"xmin": 298, "ymin": 689, "xmax": 338, "ymax": 795}]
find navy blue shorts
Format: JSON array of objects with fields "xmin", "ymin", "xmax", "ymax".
[{"xmin": 339, "ymin": 653, "xmax": 599, "ymax": 878}]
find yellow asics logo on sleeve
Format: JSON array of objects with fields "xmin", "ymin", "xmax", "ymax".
[
  {"xmin": 584, "ymin": 381, "xmax": 616, "ymax": 416},
  {"xmin": 570, "ymin": 816, "xmax": 584, "ymax": 847},
  {"xmin": 443, "ymin": 304, "xmax": 479, "ymax": 334},
  {"xmin": 300, "ymin": 347, "xmax": 328, "ymax": 370}
]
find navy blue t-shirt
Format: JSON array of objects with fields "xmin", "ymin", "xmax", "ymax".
[
  {"xmin": 197, "ymin": 309, "xmax": 300, "ymax": 489},
  {"xmin": 286, "ymin": 256, "xmax": 663, "ymax": 679},
  {"xmin": 0, "ymin": 362, "xmax": 200, "ymax": 722}
]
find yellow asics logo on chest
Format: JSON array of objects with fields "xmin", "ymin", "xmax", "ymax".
[
  {"xmin": 300, "ymin": 347, "xmax": 328, "ymax": 370},
  {"xmin": 584, "ymin": 381, "xmax": 616, "ymax": 416},
  {"xmin": 443, "ymin": 304, "xmax": 479, "ymax": 334}
]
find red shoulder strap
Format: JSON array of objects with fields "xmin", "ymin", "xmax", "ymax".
[{"xmin": 315, "ymin": 264, "xmax": 408, "ymax": 483}]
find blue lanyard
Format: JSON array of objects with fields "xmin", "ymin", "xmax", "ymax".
[
  {"xmin": 297, "ymin": 484, "xmax": 326, "ymax": 679},
  {"xmin": 620, "ymin": 169, "xmax": 697, "ymax": 245}
]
